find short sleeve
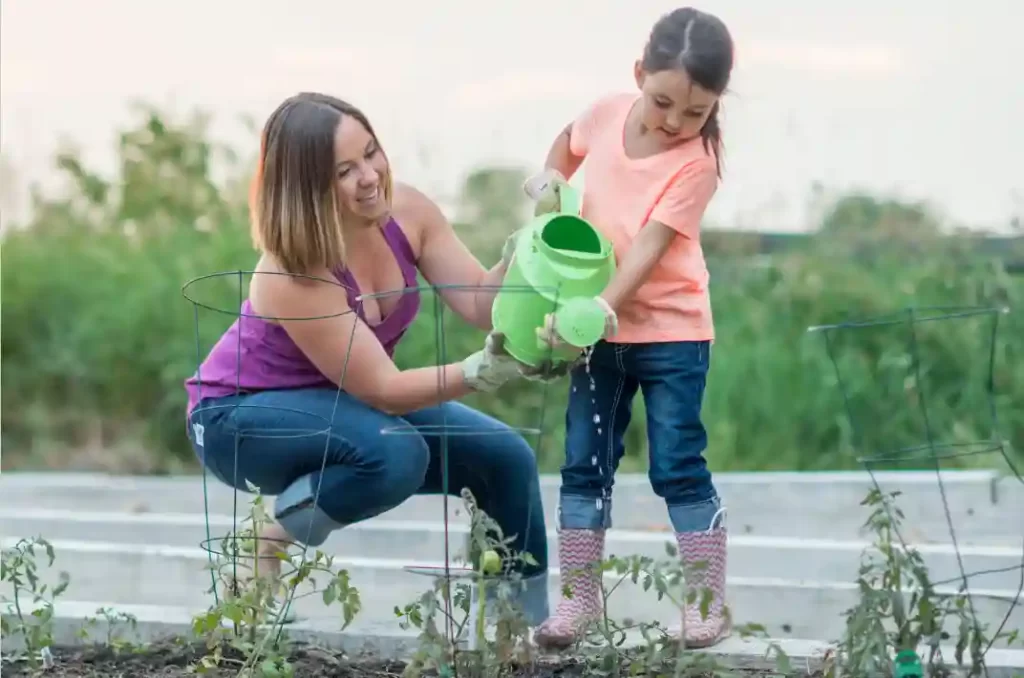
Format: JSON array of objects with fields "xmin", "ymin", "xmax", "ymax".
[
  {"xmin": 648, "ymin": 159, "xmax": 718, "ymax": 240},
  {"xmin": 569, "ymin": 93, "xmax": 631, "ymax": 157}
]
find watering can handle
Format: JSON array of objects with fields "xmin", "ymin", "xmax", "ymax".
[{"xmin": 557, "ymin": 182, "xmax": 582, "ymax": 216}]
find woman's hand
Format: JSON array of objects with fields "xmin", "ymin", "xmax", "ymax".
[
  {"xmin": 500, "ymin": 229, "xmax": 521, "ymax": 267},
  {"xmin": 518, "ymin": 354, "xmax": 584, "ymax": 382},
  {"xmin": 460, "ymin": 331, "xmax": 525, "ymax": 392}
]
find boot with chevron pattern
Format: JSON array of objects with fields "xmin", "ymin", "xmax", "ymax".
[
  {"xmin": 675, "ymin": 524, "xmax": 730, "ymax": 647},
  {"xmin": 532, "ymin": 528, "xmax": 605, "ymax": 649}
]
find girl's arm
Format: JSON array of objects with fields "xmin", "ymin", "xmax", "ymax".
[
  {"xmin": 542, "ymin": 93, "xmax": 624, "ymax": 181},
  {"xmin": 599, "ymin": 221, "xmax": 676, "ymax": 311},
  {"xmin": 404, "ymin": 183, "xmax": 508, "ymax": 330},
  {"xmin": 543, "ymin": 122, "xmax": 585, "ymax": 180},
  {"xmin": 601, "ymin": 158, "xmax": 720, "ymax": 313}
]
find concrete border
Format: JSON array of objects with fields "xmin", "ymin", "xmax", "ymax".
[
  {"xmin": 7, "ymin": 509, "xmax": 1024, "ymax": 556},
  {"xmin": 0, "ymin": 469, "xmax": 1006, "ymax": 489},
  {"xmin": 3, "ymin": 600, "xmax": 1023, "ymax": 676}
]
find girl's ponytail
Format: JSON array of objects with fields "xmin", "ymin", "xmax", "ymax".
[{"xmin": 700, "ymin": 101, "xmax": 723, "ymax": 178}]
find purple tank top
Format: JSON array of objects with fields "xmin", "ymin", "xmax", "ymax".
[{"xmin": 184, "ymin": 218, "xmax": 420, "ymax": 413}]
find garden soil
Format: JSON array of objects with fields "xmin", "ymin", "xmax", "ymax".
[{"xmin": 1, "ymin": 640, "xmax": 823, "ymax": 677}]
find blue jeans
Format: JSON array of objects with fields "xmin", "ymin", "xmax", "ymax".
[
  {"xmin": 186, "ymin": 387, "xmax": 549, "ymax": 623},
  {"xmin": 560, "ymin": 340, "xmax": 721, "ymax": 533}
]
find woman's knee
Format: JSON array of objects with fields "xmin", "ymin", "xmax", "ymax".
[
  {"xmin": 274, "ymin": 430, "xmax": 430, "ymax": 544},
  {"xmin": 364, "ymin": 431, "xmax": 431, "ymax": 508},
  {"xmin": 491, "ymin": 431, "xmax": 538, "ymax": 477},
  {"xmin": 419, "ymin": 403, "xmax": 540, "ymax": 483}
]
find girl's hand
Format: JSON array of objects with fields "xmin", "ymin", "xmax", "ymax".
[
  {"xmin": 535, "ymin": 297, "xmax": 618, "ymax": 349},
  {"xmin": 523, "ymin": 169, "xmax": 569, "ymax": 216}
]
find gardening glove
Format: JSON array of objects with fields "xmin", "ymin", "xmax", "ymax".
[
  {"xmin": 536, "ymin": 297, "xmax": 618, "ymax": 349},
  {"xmin": 523, "ymin": 168, "xmax": 570, "ymax": 216},
  {"xmin": 518, "ymin": 354, "xmax": 585, "ymax": 383},
  {"xmin": 460, "ymin": 331, "xmax": 524, "ymax": 392}
]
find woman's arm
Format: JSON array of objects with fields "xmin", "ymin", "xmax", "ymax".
[
  {"xmin": 257, "ymin": 265, "xmax": 474, "ymax": 415},
  {"xmin": 404, "ymin": 184, "xmax": 507, "ymax": 330}
]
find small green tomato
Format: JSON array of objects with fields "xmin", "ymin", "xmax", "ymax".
[{"xmin": 481, "ymin": 549, "xmax": 501, "ymax": 574}]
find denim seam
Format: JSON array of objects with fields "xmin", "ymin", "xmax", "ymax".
[
  {"xmin": 605, "ymin": 376, "xmax": 624, "ymax": 499},
  {"xmin": 605, "ymin": 347, "xmax": 628, "ymax": 497}
]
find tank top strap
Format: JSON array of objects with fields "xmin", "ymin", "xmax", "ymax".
[{"xmin": 382, "ymin": 217, "xmax": 418, "ymax": 283}]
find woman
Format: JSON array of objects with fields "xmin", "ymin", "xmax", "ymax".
[{"xmin": 184, "ymin": 92, "xmax": 552, "ymax": 624}]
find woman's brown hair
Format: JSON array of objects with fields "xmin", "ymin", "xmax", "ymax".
[{"xmin": 249, "ymin": 93, "xmax": 393, "ymax": 275}]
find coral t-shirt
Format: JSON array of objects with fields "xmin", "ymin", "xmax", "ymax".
[{"xmin": 570, "ymin": 92, "xmax": 719, "ymax": 343}]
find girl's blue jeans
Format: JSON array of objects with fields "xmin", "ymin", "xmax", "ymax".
[
  {"xmin": 186, "ymin": 387, "xmax": 549, "ymax": 624},
  {"xmin": 560, "ymin": 339, "xmax": 722, "ymax": 533}
]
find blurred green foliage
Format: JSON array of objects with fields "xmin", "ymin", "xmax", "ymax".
[{"xmin": 2, "ymin": 105, "xmax": 1021, "ymax": 475}]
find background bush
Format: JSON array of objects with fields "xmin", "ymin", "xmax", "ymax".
[{"xmin": 2, "ymin": 105, "xmax": 1022, "ymax": 475}]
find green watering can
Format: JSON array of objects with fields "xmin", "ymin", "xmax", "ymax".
[{"xmin": 491, "ymin": 183, "xmax": 616, "ymax": 368}]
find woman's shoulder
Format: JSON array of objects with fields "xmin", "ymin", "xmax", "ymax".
[
  {"xmin": 250, "ymin": 254, "xmax": 349, "ymax": 320},
  {"xmin": 391, "ymin": 180, "xmax": 435, "ymax": 217},
  {"xmin": 393, "ymin": 180, "xmax": 451, "ymax": 217},
  {"xmin": 390, "ymin": 181, "xmax": 448, "ymax": 249}
]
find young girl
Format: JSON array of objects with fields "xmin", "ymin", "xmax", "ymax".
[{"xmin": 526, "ymin": 6, "xmax": 735, "ymax": 650}]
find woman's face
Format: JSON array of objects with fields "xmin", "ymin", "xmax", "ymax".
[
  {"xmin": 633, "ymin": 62, "xmax": 718, "ymax": 146},
  {"xmin": 333, "ymin": 115, "xmax": 390, "ymax": 222}
]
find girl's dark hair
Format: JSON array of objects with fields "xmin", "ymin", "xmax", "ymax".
[{"xmin": 641, "ymin": 7, "xmax": 734, "ymax": 175}]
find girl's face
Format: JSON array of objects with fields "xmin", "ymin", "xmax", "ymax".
[
  {"xmin": 333, "ymin": 114, "xmax": 391, "ymax": 222},
  {"xmin": 633, "ymin": 61, "xmax": 719, "ymax": 146}
]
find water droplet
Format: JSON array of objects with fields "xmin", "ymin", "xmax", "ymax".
[
  {"xmin": 591, "ymin": 455, "xmax": 598, "ymax": 465},
  {"xmin": 595, "ymin": 498, "xmax": 603, "ymax": 510},
  {"xmin": 581, "ymin": 346, "xmax": 597, "ymax": 393},
  {"xmin": 597, "ymin": 428, "xmax": 602, "ymax": 435},
  {"xmin": 592, "ymin": 414, "xmax": 601, "ymax": 424},
  {"xmin": 572, "ymin": 387, "xmax": 577, "ymax": 393}
]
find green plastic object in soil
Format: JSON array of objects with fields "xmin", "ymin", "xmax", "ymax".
[
  {"xmin": 491, "ymin": 183, "xmax": 616, "ymax": 368},
  {"xmin": 893, "ymin": 649, "xmax": 923, "ymax": 677}
]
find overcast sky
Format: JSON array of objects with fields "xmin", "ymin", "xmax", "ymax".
[{"xmin": 2, "ymin": 0, "xmax": 1021, "ymax": 232}]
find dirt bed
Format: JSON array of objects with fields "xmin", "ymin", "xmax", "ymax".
[{"xmin": 1, "ymin": 641, "xmax": 822, "ymax": 677}]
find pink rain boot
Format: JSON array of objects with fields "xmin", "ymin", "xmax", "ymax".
[
  {"xmin": 533, "ymin": 528, "xmax": 605, "ymax": 650},
  {"xmin": 675, "ymin": 520, "xmax": 730, "ymax": 647}
]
